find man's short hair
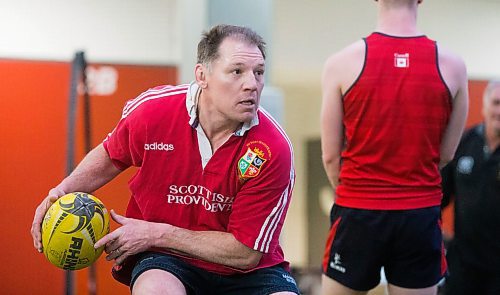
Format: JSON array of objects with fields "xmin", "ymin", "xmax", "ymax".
[
  {"xmin": 197, "ymin": 24, "xmax": 266, "ymax": 65},
  {"xmin": 483, "ymin": 79, "xmax": 500, "ymax": 104}
]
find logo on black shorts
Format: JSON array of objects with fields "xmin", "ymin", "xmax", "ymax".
[{"xmin": 330, "ymin": 253, "xmax": 346, "ymax": 273}]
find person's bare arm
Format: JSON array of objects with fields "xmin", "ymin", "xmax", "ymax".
[
  {"xmin": 321, "ymin": 40, "xmax": 365, "ymax": 192},
  {"xmin": 321, "ymin": 55, "xmax": 344, "ymax": 191},
  {"xmin": 31, "ymin": 143, "xmax": 122, "ymax": 252},
  {"xmin": 95, "ymin": 211, "xmax": 263, "ymax": 270},
  {"xmin": 438, "ymin": 46, "xmax": 469, "ymax": 168}
]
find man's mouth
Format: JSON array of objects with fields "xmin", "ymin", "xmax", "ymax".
[{"xmin": 239, "ymin": 99, "xmax": 255, "ymax": 106}]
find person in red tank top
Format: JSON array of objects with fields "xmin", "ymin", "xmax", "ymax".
[
  {"xmin": 320, "ymin": 1, "xmax": 468, "ymax": 294},
  {"xmin": 31, "ymin": 25, "xmax": 299, "ymax": 294}
]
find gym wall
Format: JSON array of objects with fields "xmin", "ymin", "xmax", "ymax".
[{"xmin": 0, "ymin": 59, "xmax": 176, "ymax": 294}]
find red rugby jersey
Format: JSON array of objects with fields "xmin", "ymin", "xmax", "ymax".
[
  {"xmin": 103, "ymin": 83, "xmax": 295, "ymax": 276},
  {"xmin": 336, "ymin": 32, "xmax": 452, "ymax": 210}
]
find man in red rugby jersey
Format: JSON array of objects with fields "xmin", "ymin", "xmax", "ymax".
[
  {"xmin": 32, "ymin": 24, "xmax": 299, "ymax": 294},
  {"xmin": 320, "ymin": 1, "xmax": 468, "ymax": 294}
]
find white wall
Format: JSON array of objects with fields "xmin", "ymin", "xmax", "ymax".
[
  {"xmin": 0, "ymin": 0, "xmax": 500, "ymax": 79},
  {"xmin": 178, "ymin": 0, "xmax": 208, "ymax": 83},
  {"xmin": 272, "ymin": 0, "xmax": 500, "ymax": 85},
  {"xmin": 0, "ymin": 0, "xmax": 181, "ymax": 64},
  {"xmin": 419, "ymin": 0, "xmax": 500, "ymax": 79},
  {"xmin": 2, "ymin": 0, "xmax": 498, "ymax": 78}
]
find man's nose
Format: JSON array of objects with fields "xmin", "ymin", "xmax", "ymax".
[{"xmin": 243, "ymin": 72, "xmax": 258, "ymax": 91}]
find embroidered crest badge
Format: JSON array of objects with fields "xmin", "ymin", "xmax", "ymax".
[{"xmin": 238, "ymin": 141, "xmax": 271, "ymax": 180}]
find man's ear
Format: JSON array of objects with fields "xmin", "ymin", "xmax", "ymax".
[{"xmin": 195, "ymin": 63, "xmax": 208, "ymax": 89}]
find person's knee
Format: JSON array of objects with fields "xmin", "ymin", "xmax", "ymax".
[
  {"xmin": 387, "ymin": 283, "xmax": 437, "ymax": 295},
  {"xmin": 132, "ymin": 269, "xmax": 187, "ymax": 295},
  {"xmin": 321, "ymin": 274, "xmax": 368, "ymax": 295}
]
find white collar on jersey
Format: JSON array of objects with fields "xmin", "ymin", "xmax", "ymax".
[{"xmin": 186, "ymin": 81, "xmax": 259, "ymax": 136}]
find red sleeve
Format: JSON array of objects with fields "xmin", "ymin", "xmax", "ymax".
[
  {"xmin": 102, "ymin": 101, "xmax": 145, "ymax": 170},
  {"xmin": 228, "ymin": 145, "xmax": 295, "ymax": 254}
]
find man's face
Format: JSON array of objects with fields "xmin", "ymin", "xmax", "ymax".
[
  {"xmin": 202, "ymin": 37, "xmax": 265, "ymax": 124},
  {"xmin": 484, "ymin": 85, "xmax": 500, "ymax": 135}
]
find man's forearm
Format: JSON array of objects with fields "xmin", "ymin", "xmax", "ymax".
[
  {"xmin": 52, "ymin": 144, "xmax": 122, "ymax": 195},
  {"xmin": 153, "ymin": 223, "xmax": 262, "ymax": 270},
  {"xmin": 323, "ymin": 158, "xmax": 340, "ymax": 192}
]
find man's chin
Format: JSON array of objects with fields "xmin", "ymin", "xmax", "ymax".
[{"xmin": 239, "ymin": 112, "xmax": 256, "ymax": 123}]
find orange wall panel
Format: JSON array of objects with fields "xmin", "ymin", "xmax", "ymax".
[
  {"xmin": 0, "ymin": 59, "xmax": 176, "ymax": 295},
  {"xmin": 0, "ymin": 59, "xmax": 70, "ymax": 295}
]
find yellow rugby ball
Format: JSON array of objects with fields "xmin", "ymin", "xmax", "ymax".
[{"xmin": 42, "ymin": 192, "xmax": 110, "ymax": 270}]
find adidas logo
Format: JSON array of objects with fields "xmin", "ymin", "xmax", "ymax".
[{"xmin": 144, "ymin": 142, "xmax": 174, "ymax": 151}]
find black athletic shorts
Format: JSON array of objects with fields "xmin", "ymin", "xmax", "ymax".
[
  {"xmin": 322, "ymin": 204, "xmax": 446, "ymax": 291},
  {"xmin": 131, "ymin": 252, "xmax": 300, "ymax": 295}
]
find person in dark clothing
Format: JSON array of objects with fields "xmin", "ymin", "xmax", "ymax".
[{"xmin": 441, "ymin": 80, "xmax": 500, "ymax": 295}]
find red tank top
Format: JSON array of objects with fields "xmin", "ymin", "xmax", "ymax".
[{"xmin": 336, "ymin": 32, "xmax": 452, "ymax": 210}]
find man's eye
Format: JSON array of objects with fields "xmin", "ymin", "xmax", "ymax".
[
  {"xmin": 232, "ymin": 69, "xmax": 241, "ymax": 74},
  {"xmin": 256, "ymin": 70, "xmax": 264, "ymax": 76}
]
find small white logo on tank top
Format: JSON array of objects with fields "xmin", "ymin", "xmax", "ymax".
[{"xmin": 394, "ymin": 53, "xmax": 410, "ymax": 68}]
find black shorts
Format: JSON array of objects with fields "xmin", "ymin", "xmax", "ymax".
[
  {"xmin": 131, "ymin": 252, "xmax": 300, "ymax": 295},
  {"xmin": 322, "ymin": 204, "xmax": 446, "ymax": 291}
]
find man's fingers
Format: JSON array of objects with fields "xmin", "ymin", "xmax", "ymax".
[
  {"xmin": 95, "ymin": 232, "xmax": 116, "ymax": 249},
  {"xmin": 31, "ymin": 197, "xmax": 57, "ymax": 253},
  {"xmin": 31, "ymin": 211, "xmax": 43, "ymax": 252},
  {"xmin": 106, "ymin": 248, "xmax": 128, "ymax": 266},
  {"xmin": 106, "ymin": 248, "xmax": 119, "ymax": 259},
  {"xmin": 31, "ymin": 222, "xmax": 43, "ymax": 252},
  {"xmin": 114, "ymin": 251, "xmax": 128, "ymax": 266},
  {"xmin": 46, "ymin": 195, "xmax": 58, "ymax": 203},
  {"xmin": 103, "ymin": 239, "xmax": 121, "ymax": 254},
  {"xmin": 91, "ymin": 209, "xmax": 135, "ymax": 266},
  {"xmin": 110, "ymin": 209, "xmax": 127, "ymax": 225}
]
